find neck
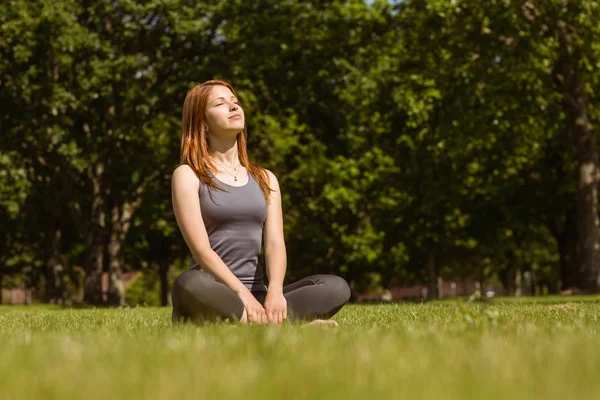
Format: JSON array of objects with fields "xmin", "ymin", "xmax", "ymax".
[{"xmin": 207, "ymin": 133, "xmax": 239, "ymax": 166}]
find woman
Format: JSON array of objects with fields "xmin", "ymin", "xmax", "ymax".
[{"xmin": 170, "ymin": 80, "xmax": 351, "ymax": 326}]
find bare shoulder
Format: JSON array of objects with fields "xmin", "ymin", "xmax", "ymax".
[
  {"xmin": 172, "ymin": 164, "xmax": 199, "ymax": 191},
  {"xmin": 264, "ymin": 168, "xmax": 280, "ymax": 189}
]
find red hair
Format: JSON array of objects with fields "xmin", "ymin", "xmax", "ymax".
[{"xmin": 180, "ymin": 80, "xmax": 274, "ymax": 203}]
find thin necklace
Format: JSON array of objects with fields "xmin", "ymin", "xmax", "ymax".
[{"xmin": 215, "ymin": 160, "xmax": 241, "ymax": 181}]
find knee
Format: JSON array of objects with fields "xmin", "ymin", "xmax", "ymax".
[
  {"xmin": 172, "ymin": 270, "xmax": 193, "ymax": 295},
  {"xmin": 325, "ymin": 275, "xmax": 351, "ymax": 305},
  {"xmin": 172, "ymin": 270, "xmax": 209, "ymax": 300}
]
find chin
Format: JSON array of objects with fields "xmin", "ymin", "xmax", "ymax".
[
  {"xmin": 229, "ymin": 122, "xmax": 245, "ymax": 130},
  {"xmin": 225, "ymin": 127, "xmax": 244, "ymax": 136}
]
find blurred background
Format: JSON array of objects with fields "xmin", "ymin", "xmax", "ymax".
[{"xmin": 1, "ymin": 0, "xmax": 599, "ymax": 307}]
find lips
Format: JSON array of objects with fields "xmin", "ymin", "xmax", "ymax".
[{"xmin": 229, "ymin": 114, "xmax": 242, "ymax": 120}]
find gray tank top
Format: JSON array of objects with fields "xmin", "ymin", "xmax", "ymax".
[{"xmin": 189, "ymin": 171, "xmax": 268, "ymax": 291}]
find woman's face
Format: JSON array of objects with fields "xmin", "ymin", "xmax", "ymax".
[{"xmin": 204, "ymin": 85, "xmax": 245, "ymax": 136}]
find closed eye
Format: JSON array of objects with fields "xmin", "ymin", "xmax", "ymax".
[{"xmin": 214, "ymin": 101, "xmax": 239, "ymax": 106}]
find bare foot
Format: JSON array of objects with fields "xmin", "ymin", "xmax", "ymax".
[{"xmin": 304, "ymin": 319, "xmax": 339, "ymax": 327}]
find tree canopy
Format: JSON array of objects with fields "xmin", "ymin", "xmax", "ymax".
[{"xmin": 1, "ymin": 0, "xmax": 598, "ymax": 305}]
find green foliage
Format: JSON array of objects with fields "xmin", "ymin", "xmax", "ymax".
[
  {"xmin": 0, "ymin": 151, "xmax": 31, "ymax": 218},
  {"xmin": 1, "ymin": 0, "xmax": 599, "ymax": 301},
  {"xmin": 124, "ymin": 271, "xmax": 159, "ymax": 307}
]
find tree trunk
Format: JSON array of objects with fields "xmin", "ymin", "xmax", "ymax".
[
  {"xmin": 107, "ymin": 235, "xmax": 125, "ymax": 307},
  {"xmin": 83, "ymin": 163, "xmax": 106, "ymax": 305},
  {"xmin": 107, "ymin": 266, "xmax": 125, "ymax": 307},
  {"xmin": 105, "ymin": 168, "xmax": 157, "ymax": 306},
  {"xmin": 159, "ymin": 261, "xmax": 170, "ymax": 307},
  {"xmin": 514, "ymin": 269, "xmax": 522, "ymax": 297},
  {"xmin": 530, "ymin": 269, "xmax": 537, "ymax": 296},
  {"xmin": 106, "ymin": 204, "xmax": 127, "ymax": 307},
  {"xmin": 45, "ymin": 229, "xmax": 66, "ymax": 304},
  {"xmin": 107, "ymin": 199, "xmax": 143, "ymax": 306},
  {"xmin": 557, "ymin": 205, "xmax": 578, "ymax": 290},
  {"xmin": 553, "ymin": 27, "xmax": 600, "ymax": 293},
  {"xmin": 426, "ymin": 254, "xmax": 438, "ymax": 299}
]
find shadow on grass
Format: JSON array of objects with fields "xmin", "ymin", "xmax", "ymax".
[
  {"xmin": 491, "ymin": 294, "xmax": 600, "ymax": 305},
  {"xmin": 349, "ymin": 293, "xmax": 600, "ymax": 307}
]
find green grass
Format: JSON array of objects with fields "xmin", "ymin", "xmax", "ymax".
[{"xmin": 1, "ymin": 296, "xmax": 600, "ymax": 400}]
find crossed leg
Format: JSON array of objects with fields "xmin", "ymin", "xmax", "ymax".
[{"xmin": 171, "ymin": 270, "xmax": 351, "ymax": 324}]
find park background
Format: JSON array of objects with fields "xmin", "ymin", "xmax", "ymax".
[{"xmin": 2, "ymin": 0, "xmax": 600, "ymax": 307}]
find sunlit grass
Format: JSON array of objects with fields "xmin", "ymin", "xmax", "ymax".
[{"xmin": 1, "ymin": 296, "xmax": 599, "ymax": 399}]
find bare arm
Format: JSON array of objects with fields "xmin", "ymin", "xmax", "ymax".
[
  {"xmin": 263, "ymin": 169, "xmax": 287, "ymax": 291},
  {"xmin": 171, "ymin": 164, "xmax": 250, "ymax": 296}
]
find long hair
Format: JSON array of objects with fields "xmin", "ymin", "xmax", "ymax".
[{"xmin": 180, "ymin": 80, "xmax": 274, "ymax": 203}]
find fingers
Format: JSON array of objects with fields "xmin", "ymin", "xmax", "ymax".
[
  {"xmin": 247, "ymin": 309, "xmax": 256, "ymax": 324},
  {"xmin": 265, "ymin": 309, "xmax": 286, "ymax": 325},
  {"xmin": 247, "ymin": 308, "xmax": 257, "ymax": 324},
  {"xmin": 267, "ymin": 308, "xmax": 287, "ymax": 325},
  {"xmin": 247, "ymin": 307, "xmax": 268, "ymax": 325},
  {"xmin": 265, "ymin": 309, "xmax": 281, "ymax": 324},
  {"xmin": 248, "ymin": 304, "xmax": 286, "ymax": 325},
  {"xmin": 252, "ymin": 311, "xmax": 260, "ymax": 324},
  {"xmin": 257, "ymin": 310, "xmax": 264, "ymax": 324}
]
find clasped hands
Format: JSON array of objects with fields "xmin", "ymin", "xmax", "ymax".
[{"xmin": 239, "ymin": 288, "xmax": 287, "ymax": 325}]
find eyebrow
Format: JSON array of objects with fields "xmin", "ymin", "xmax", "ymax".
[{"xmin": 212, "ymin": 96, "xmax": 237, "ymax": 104}]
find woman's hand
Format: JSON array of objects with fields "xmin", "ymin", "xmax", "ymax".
[
  {"xmin": 238, "ymin": 290, "xmax": 268, "ymax": 325},
  {"xmin": 264, "ymin": 289, "xmax": 287, "ymax": 325}
]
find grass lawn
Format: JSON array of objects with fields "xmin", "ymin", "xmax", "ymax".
[{"xmin": 1, "ymin": 296, "xmax": 599, "ymax": 400}]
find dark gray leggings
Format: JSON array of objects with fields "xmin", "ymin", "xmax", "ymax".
[{"xmin": 171, "ymin": 269, "xmax": 351, "ymax": 324}]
